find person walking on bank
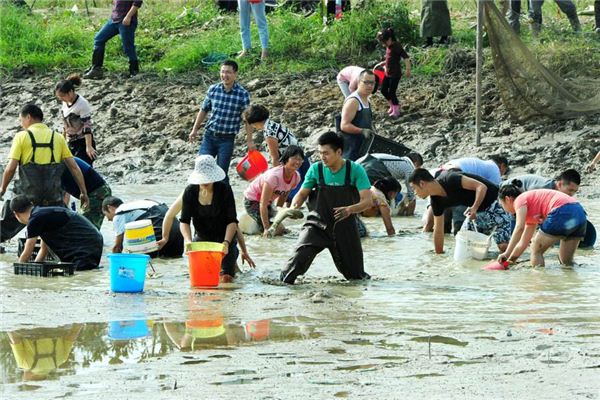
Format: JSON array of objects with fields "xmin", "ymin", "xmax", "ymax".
[
  {"xmin": 237, "ymin": 0, "xmax": 269, "ymax": 61},
  {"xmin": 83, "ymin": 0, "xmax": 142, "ymax": 79},
  {"xmin": 529, "ymin": 0, "xmax": 581, "ymax": 36},
  {"xmin": 339, "ymin": 69, "xmax": 375, "ymax": 161},
  {"xmin": 375, "ymin": 28, "xmax": 411, "ymax": 118},
  {"xmin": 189, "ymin": 60, "xmax": 252, "ymax": 181},
  {"xmin": 1, "ymin": 104, "xmax": 88, "ymax": 242},
  {"xmin": 420, "ymin": 0, "xmax": 452, "ymax": 47},
  {"xmin": 280, "ymin": 132, "xmax": 372, "ymax": 285},
  {"xmin": 55, "ymin": 74, "xmax": 97, "ymax": 165}
]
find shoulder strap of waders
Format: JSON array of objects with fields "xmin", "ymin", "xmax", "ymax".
[
  {"xmin": 317, "ymin": 162, "xmax": 325, "ymax": 185},
  {"xmin": 344, "ymin": 159, "xmax": 352, "ymax": 186},
  {"xmin": 27, "ymin": 130, "xmax": 56, "ymax": 164}
]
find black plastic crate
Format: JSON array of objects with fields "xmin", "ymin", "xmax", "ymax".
[{"xmin": 14, "ymin": 262, "xmax": 75, "ymax": 277}]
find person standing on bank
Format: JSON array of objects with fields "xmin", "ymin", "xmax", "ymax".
[
  {"xmin": 83, "ymin": 0, "xmax": 142, "ymax": 79},
  {"xmin": 280, "ymin": 132, "xmax": 372, "ymax": 285},
  {"xmin": 180, "ymin": 156, "xmax": 254, "ymax": 283},
  {"xmin": 375, "ymin": 28, "xmax": 411, "ymax": 118},
  {"xmin": 339, "ymin": 70, "xmax": 375, "ymax": 161},
  {"xmin": 237, "ymin": 0, "xmax": 269, "ymax": 61},
  {"xmin": 55, "ymin": 74, "xmax": 97, "ymax": 165},
  {"xmin": 11, "ymin": 195, "xmax": 103, "ymax": 271},
  {"xmin": 1, "ymin": 104, "xmax": 88, "ymax": 242},
  {"xmin": 420, "ymin": 0, "xmax": 452, "ymax": 47},
  {"xmin": 189, "ymin": 60, "xmax": 252, "ymax": 181}
]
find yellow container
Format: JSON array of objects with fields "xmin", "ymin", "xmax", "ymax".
[{"xmin": 124, "ymin": 219, "xmax": 158, "ymax": 254}]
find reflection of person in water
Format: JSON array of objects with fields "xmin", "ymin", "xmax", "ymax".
[{"xmin": 7, "ymin": 324, "xmax": 83, "ymax": 381}]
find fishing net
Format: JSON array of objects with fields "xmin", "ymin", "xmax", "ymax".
[{"xmin": 484, "ymin": 1, "xmax": 600, "ymax": 122}]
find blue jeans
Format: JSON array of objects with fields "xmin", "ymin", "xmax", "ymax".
[
  {"xmin": 199, "ymin": 133, "xmax": 235, "ymax": 181},
  {"xmin": 93, "ymin": 19, "xmax": 138, "ymax": 61},
  {"xmin": 238, "ymin": 0, "xmax": 269, "ymax": 50}
]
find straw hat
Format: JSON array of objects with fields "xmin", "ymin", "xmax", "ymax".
[{"xmin": 187, "ymin": 155, "xmax": 226, "ymax": 185}]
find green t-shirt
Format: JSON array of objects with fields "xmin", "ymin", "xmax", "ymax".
[{"xmin": 302, "ymin": 160, "xmax": 371, "ymax": 191}]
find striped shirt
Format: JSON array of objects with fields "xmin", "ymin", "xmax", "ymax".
[
  {"xmin": 201, "ymin": 82, "xmax": 251, "ymax": 136},
  {"xmin": 371, "ymin": 153, "xmax": 416, "ymax": 201},
  {"xmin": 263, "ymin": 119, "xmax": 298, "ymax": 149}
]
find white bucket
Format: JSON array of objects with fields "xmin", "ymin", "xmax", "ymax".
[
  {"xmin": 124, "ymin": 219, "xmax": 158, "ymax": 254},
  {"xmin": 453, "ymin": 221, "xmax": 492, "ymax": 262}
]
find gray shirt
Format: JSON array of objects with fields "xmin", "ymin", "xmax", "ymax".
[{"xmin": 501, "ymin": 174, "xmax": 555, "ymax": 193}]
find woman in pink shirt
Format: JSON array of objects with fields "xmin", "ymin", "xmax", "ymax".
[
  {"xmin": 498, "ymin": 182, "xmax": 587, "ymax": 267},
  {"xmin": 243, "ymin": 146, "xmax": 303, "ymax": 236}
]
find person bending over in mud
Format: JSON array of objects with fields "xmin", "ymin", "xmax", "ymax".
[
  {"xmin": 497, "ymin": 184, "xmax": 587, "ymax": 267},
  {"xmin": 500, "ymin": 169, "xmax": 581, "ymax": 196},
  {"xmin": 361, "ymin": 176, "xmax": 401, "ymax": 236},
  {"xmin": 409, "ymin": 168, "xmax": 511, "ymax": 254},
  {"xmin": 12, "ymin": 195, "xmax": 103, "ymax": 271},
  {"xmin": 280, "ymin": 132, "xmax": 372, "ymax": 284}
]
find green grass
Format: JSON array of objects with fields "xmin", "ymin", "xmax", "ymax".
[{"xmin": 0, "ymin": 0, "xmax": 599, "ymax": 77}]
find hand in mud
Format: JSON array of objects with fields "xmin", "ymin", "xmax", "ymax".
[
  {"xmin": 587, "ymin": 163, "xmax": 597, "ymax": 173},
  {"xmin": 241, "ymin": 251, "xmax": 256, "ymax": 269},
  {"xmin": 86, "ymin": 146, "xmax": 97, "ymax": 161},
  {"xmin": 157, "ymin": 238, "xmax": 168, "ymax": 249},
  {"xmin": 497, "ymin": 252, "xmax": 508, "ymax": 263},
  {"xmin": 333, "ymin": 206, "xmax": 351, "ymax": 221}
]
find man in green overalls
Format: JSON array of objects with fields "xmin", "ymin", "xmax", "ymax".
[
  {"xmin": 0, "ymin": 104, "xmax": 88, "ymax": 242},
  {"xmin": 280, "ymin": 132, "xmax": 373, "ymax": 284}
]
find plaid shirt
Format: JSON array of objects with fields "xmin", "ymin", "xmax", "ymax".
[
  {"xmin": 111, "ymin": 0, "xmax": 142, "ymax": 23},
  {"xmin": 201, "ymin": 82, "xmax": 250, "ymax": 136}
]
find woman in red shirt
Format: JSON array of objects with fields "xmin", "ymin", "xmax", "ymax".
[
  {"xmin": 375, "ymin": 28, "xmax": 411, "ymax": 118},
  {"xmin": 498, "ymin": 182, "xmax": 587, "ymax": 267}
]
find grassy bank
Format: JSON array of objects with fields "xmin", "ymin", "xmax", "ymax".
[{"xmin": 0, "ymin": 0, "xmax": 599, "ymax": 78}]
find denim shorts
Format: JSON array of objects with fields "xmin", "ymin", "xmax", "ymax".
[{"xmin": 540, "ymin": 203, "xmax": 587, "ymax": 238}]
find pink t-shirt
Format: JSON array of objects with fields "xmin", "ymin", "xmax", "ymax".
[
  {"xmin": 513, "ymin": 189, "xmax": 577, "ymax": 225},
  {"xmin": 337, "ymin": 66, "xmax": 365, "ymax": 93},
  {"xmin": 244, "ymin": 165, "xmax": 300, "ymax": 203}
]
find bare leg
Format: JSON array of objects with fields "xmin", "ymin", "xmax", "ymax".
[
  {"xmin": 558, "ymin": 237, "xmax": 580, "ymax": 265},
  {"xmin": 530, "ymin": 231, "xmax": 559, "ymax": 267}
]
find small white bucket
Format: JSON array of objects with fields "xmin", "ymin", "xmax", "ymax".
[
  {"xmin": 454, "ymin": 220, "xmax": 492, "ymax": 262},
  {"xmin": 124, "ymin": 219, "xmax": 158, "ymax": 254}
]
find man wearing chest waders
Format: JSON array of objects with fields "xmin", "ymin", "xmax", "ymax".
[
  {"xmin": 0, "ymin": 104, "xmax": 88, "ymax": 243},
  {"xmin": 280, "ymin": 132, "xmax": 373, "ymax": 284}
]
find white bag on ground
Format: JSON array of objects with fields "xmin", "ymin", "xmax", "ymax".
[{"xmin": 453, "ymin": 219, "xmax": 493, "ymax": 262}]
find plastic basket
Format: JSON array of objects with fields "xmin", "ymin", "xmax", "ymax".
[
  {"xmin": 454, "ymin": 221, "xmax": 492, "ymax": 262},
  {"xmin": 13, "ymin": 262, "xmax": 75, "ymax": 277}
]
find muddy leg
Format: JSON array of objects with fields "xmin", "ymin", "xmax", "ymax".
[
  {"xmin": 558, "ymin": 238, "xmax": 580, "ymax": 265},
  {"xmin": 530, "ymin": 231, "xmax": 558, "ymax": 267}
]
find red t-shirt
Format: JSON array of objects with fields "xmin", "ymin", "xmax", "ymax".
[{"xmin": 513, "ymin": 189, "xmax": 576, "ymax": 225}]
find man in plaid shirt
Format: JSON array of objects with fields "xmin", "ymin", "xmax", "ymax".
[{"xmin": 189, "ymin": 60, "xmax": 254, "ymax": 181}]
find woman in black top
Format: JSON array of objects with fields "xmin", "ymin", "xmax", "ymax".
[{"xmin": 179, "ymin": 155, "xmax": 245, "ymax": 282}]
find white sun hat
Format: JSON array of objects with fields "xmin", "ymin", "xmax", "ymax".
[{"xmin": 187, "ymin": 155, "xmax": 226, "ymax": 185}]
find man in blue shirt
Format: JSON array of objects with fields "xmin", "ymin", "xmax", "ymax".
[{"xmin": 188, "ymin": 60, "xmax": 253, "ymax": 181}]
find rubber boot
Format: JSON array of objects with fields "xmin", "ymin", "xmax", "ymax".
[
  {"xmin": 568, "ymin": 16, "xmax": 581, "ymax": 33},
  {"xmin": 83, "ymin": 49, "xmax": 105, "ymax": 79},
  {"xmin": 422, "ymin": 37, "xmax": 434, "ymax": 48},
  {"xmin": 390, "ymin": 104, "xmax": 401, "ymax": 118},
  {"xmin": 127, "ymin": 59, "xmax": 139, "ymax": 77}
]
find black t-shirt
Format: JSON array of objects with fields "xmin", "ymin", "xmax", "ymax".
[
  {"xmin": 179, "ymin": 182, "xmax": 238, "ymax": 242},
  {"xmin": 431, "ymin": 171, "xmax": 499, "ymax": 217},
  {"xmin": 27, "ymin": 206, "xmax": 71, "ymax": 238}
]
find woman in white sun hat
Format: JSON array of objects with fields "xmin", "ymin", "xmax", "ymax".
[{"xmin": 178, "ymin": 155, "xmax": 253, "ymax": 283}]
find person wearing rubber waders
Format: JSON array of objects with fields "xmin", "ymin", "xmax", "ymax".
[{"xmin": 280, "ymin": 132, "xmax": 372, "ymax": 284}]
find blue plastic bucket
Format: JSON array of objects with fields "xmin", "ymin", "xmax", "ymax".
[
  {"xmin": 108, "ymin": 320, "xmax": 150, "ymax": 340},
  {"xmin": 107, "ymin": 253, "xmax": 150, "ymax": 293}
]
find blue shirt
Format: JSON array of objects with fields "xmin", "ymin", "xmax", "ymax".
[
  {"xmin": 61, "ymin": 157, "xmax": 106, "ymax": 199},
  {"xmin": 450, "ymin": 158, "xmax": 501, "ymax": 185},
  {"xmin": 201, "ymin": 82, "xmax": 250, "ymax": 135}
]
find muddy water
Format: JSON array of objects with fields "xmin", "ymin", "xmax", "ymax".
[{"xmin": 1, "ymin": 182, "xmax": 599, "ymax": 399}]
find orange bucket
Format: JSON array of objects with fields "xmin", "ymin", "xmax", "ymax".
[
  {"xmin": 236, "ymin": 150, "xmax": 268, "ymax": 181},
  {"xmin": 244, "ymin": 319, "xmax": 271, "ymax": 341},
  {"xmin": 187, "ymin": 242, "xmax": 224, "ymax": 287}
]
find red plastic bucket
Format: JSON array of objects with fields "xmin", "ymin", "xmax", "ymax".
[
  {"xmin": 188, "ymin": 243, "xmax": 224, "ymax": 287},
  {"xmin": 373, "ymin": 67, "xmax": 385, "ymax": 85},
  {"xmin": 236, "ymin": 150, "xmax": 268, "ymax": 181}
]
